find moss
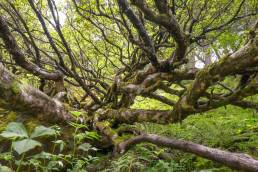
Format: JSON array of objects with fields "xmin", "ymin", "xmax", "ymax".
[
  {"xmin": 101, "ymin": 121, "xmax": 111, "ymax": 128},
  {"xmin": 0, "ymin": 99, "xmax": 9, "ymax": 107},
  {"xmin": 0, "ymin": 111, "xmax": 17, "ymax": 132},
  {"xmin": 11, "ymin": 80, "xmax": 20, "ymax": 95},
  {"xmin": 25, "ymin": 118, "xmax": 40, "ymax": 134},
  {"xmin": 181, "ymin": 102, "xmax": 195, "ymax": 112},
  {"xmin": 113, "ymin": 135, "xmax": 128, "ymax": 145}
]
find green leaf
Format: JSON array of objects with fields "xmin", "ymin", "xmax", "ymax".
[
  {"xmin": 68, "ymin": 122, "xmax": 88, "ymax": 129},
  {"xmin": 47, "ymin": 160, "xmax": 64, "ymax": 169},
  {"xmin": 70, "ymin": 111, "xmax": 82, "ymax": 117},
  {"xmin": 0, "ymin": 122, "xmax": 28, "ymax": 139},
  {"xmin": 84, "ymin": 131, "xmax": 100, "ymax": 141},
  {"xmin": 13, "ymin": 139, "xmax": 41, "ymax": 155},
  {"xmin": 53, "ymin": 140, "xmax": 66, "ymax": 152},
  {"xmin": 0, "ymin": 165, "xmax": 12, "ymax": 172},
  {"xmin": 30, "ymin": 126, "xmax": 56, "ymax": 138},
  {"xmin": 31, "ymin": 151, "xmax": 53, "ymax": 160},
  {"xmin": 78, "ymin": 143, "xmax": 98, "ymax": 152},
  {"xmin": 0, "ymin": 152, "xmax": 13, "ymax": 161},
  {"xmin": 78, "ymin": 143, "xmax": 92, "ymax": 152}
]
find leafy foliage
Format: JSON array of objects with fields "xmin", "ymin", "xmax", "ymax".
[{"xmin": 0, "ymin": 122, "xmax": 28, "ymax": 139}]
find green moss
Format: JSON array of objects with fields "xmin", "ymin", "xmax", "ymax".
[
  {"xmin": 113, "ymin": 135, "xmax": 128, "ymax": 145},
  {"xmin": 11, "ymin": 80, "xmax": 20, "ymax": 95},
  {"xmin": 101, "ymin": 121, "xmax": 111, "ymax": 128},
  {"xmin": 25, "ymin": 118, "xmax": 40, "ymax": 133},
  {"xmin": 181, "ymin": 102, "xmax": 195, "ymax": 112},
  {"xmin": 0, "ymin": 111, "xmax": 17, "ymax": 132}
]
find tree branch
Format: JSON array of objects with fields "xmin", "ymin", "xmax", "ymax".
[
  {"xmin": 0, "ymin": 64, "xmax": 72, "ymax": 123},
  {"xmin": 117, "ymin": 134, "xmax": 258, "ymax": 172}
]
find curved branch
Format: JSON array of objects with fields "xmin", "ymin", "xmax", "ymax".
[
  {"xmin": 98, "ymin": 109, "xmax": 172, "ymax": 124},
  {"xmin": 232, "ymin": 100, "xmax": 258, "ymax": 111},
  {"xmin": 0, "ymin": 64, "xmax": 71, "ymax": 123},
  {"xmin": 117, "ymin": 134, "xmax": 258, "ymax": 172}
]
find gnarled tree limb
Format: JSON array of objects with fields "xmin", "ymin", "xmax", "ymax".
[
  {"xmin": 0, "ymin": 64, "xmax": 72, "ymax": 123},
  {"xmin": 117, "ymin": 134, "xmax": 258, "ymax": 172}
]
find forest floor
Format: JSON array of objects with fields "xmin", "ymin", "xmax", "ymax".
[
  {"xmin": 94, "ymin": 105, "xmax": 258, "ymax": 172},
  {"xmin": 0, "ymin": 105, "xmax": 257, "ymax": 172}
]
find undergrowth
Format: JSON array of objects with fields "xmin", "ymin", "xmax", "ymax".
[
  {"xmin": 103, "ymin": 106, "xmax": 258, "ymax": 172},
  {"xmin": 0, "ymin": 105, "xmax": 257, "ymax": 171}
]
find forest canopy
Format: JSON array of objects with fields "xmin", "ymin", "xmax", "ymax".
[{"xmin": 0, "ymin": 0, "xmax": 257, "ymax": 171}]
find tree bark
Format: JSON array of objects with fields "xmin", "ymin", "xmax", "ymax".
[
  {"xmin": 98, "ymin": 108, "xmax": 172, "ymax": 124},
  {"xmin": 0, "ymin": 64, "xmax": 71, "ymax": 123}
]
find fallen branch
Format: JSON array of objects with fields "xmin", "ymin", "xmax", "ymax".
[{"xmin": 117, "ymin": 134, "xmax": 258, "ymax": 172}]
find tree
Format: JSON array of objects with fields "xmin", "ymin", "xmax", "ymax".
[{"xmin": 0, "ymin": 0, "xmax": 257, "ymax": 171}]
